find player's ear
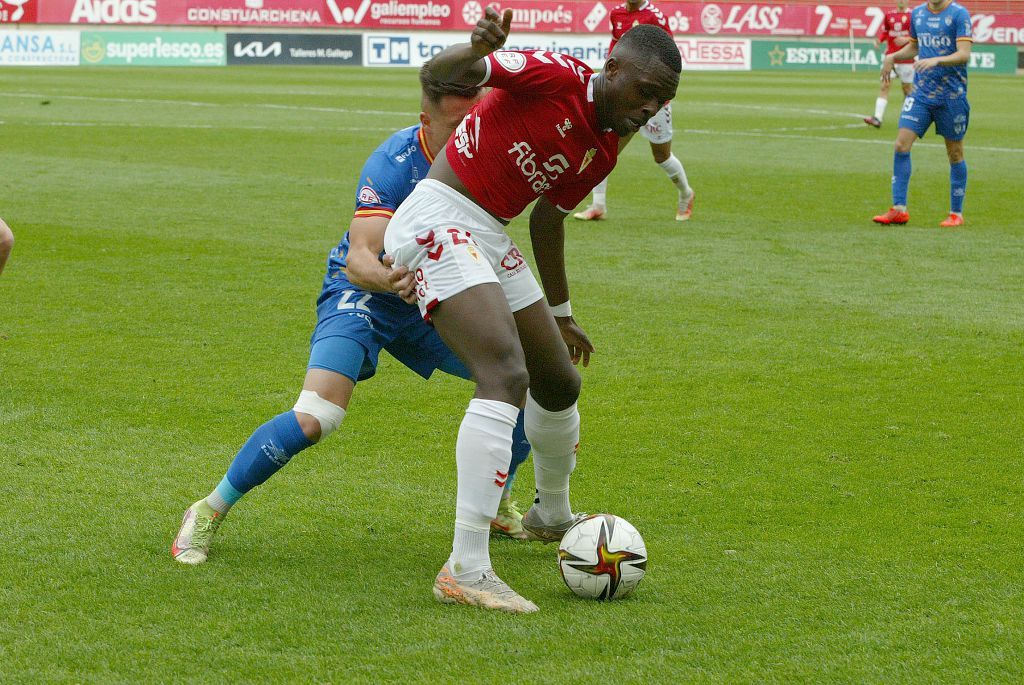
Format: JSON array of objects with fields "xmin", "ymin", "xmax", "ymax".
[
  {"xmin": 419, "ymin": 111, "xmax": 430, "ymax": 130},
  {"xmin": 603, "ymin": 56, "xmax": 619, "ymax": 80}
]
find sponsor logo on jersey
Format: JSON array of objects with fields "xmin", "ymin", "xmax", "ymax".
[
  {"xmin": 358, "ymin": 186, "xmax": 382, "ymax": 204},
  {"xmin": 453, "ymin": 113, "xmax": 480, "ymax": 159},
  {"xmin": 507, "ymin": 141, "xmax": 569, "ymax": 193},
  {"xmin": 495, "ymin": 50, "xmax": 526, "ymax": 73},
  {"xmin": 556, "ymin": 117, "xmax": 573, "ymax": 138},
  {"xmin": 919, "ymin": 33, "xmax": 953, "ymax": 50}
]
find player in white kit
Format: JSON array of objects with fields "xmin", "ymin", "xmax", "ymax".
[{"xmin": 382, "ymin": 9, "xmax": 680, "ymax": 613}]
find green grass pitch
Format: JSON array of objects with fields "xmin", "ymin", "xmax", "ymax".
[{"xmin": 1, "ymin": 66, "xmax": 1022, "ymax": 682}]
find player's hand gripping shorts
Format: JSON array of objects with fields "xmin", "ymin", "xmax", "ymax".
[
  {"xmin": 383, "ymin": 179, "xmax": 545, "ymax": 320},
  {"xmin": 639, "ymin": 103, "xmax": 673, "ymax": 144}
]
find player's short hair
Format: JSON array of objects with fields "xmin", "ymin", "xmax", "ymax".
[
  {"xmin": 613, "ymin": 25, "xmax": 681, "ymax": 73},
  {"xmin": 419, "ymin": 64, "xmax": 483, "ymax": 108}
]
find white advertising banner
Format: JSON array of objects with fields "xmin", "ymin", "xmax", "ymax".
[
  {"xmin": 0, "ymin": 30, "xmax": 80, "ymax": 65},
  {"xmin": 363, "ymin": 31, "xmax": 752, "ymax": 70}
]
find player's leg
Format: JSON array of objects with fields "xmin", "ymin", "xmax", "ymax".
[
  {"xmin": 172, "ymin": 361, "xmax": 356, "ymax": 565},
  {"xmin": 573, "ymin": 175, "xmax": 609, "ymax": 221},
  {"xmin": 389, "ymin": 324, "xmax": 531, "ymax": 539},
  {"xmin": 508, "ymin": 300, "xmax": 589, "ymax": 542},
  {"xmin": 865, "ymin": 76, "xmax": 891, "ymax": 128},
  {"xmin": 934, "ymin": 98, "xmax": 969, "ymax": 227},
  {"xmin": 874, "ymin": 93, "xmax": 930, "ymax": 224},
  {"xmin": 643, "ymin": 104, "xmax": 694, "ymax": 221},
  {"xmin": 384, "ymin": 181, "xmax": 537, "ymax": 612}
]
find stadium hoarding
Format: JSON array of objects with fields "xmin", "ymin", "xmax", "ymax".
[
  {"xmin": 18, "ymin": 2, "xmax": 1024, "ymax": 45},
  {"xmin": 0, "ymin": 0, "xmax": 37, "ymax": 23},
  {"xmin": 364, "ymin": 30, "xmax": 610, "ymax": 68},
  {"xmin": 677, "ymin": 37, "xmax": 750, "ymax": 71},
  {"xmin": 226, "ymin": 32, "xmax": 361, "ymax": 64},
  {"xmin": 79, "ymin": 30, "xmax": 225, "ymax": 64},
  {"xmin": 0, "ymin": 29, "xmax": 78, "ymax": 64},
  {"xmin": 751, "ymin": 39, "xmax": 1018, "ymax": 74}
]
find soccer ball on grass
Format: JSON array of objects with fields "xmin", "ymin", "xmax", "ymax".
[{"xmin": 557, "ymin": 514, "xmax": 647, "ymax": 600}]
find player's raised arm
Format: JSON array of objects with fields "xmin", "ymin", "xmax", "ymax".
[
  {"xmin": 424, "ymin": 7, "xmax": 512, "ymax": 88},
  {"xmin": 529, "ymin": 197, "xmax": 594, "ymax": 367}
]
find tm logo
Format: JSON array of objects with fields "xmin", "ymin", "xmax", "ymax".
[{"xmin": 368, "ymin": 36, "xmax": 410, "ymax": 65}]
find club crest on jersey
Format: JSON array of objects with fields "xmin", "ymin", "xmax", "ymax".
[
  {"xmin": 358, "ymin": 186, "xmax": 381, "ymax": 204},
  {"xmin": 577, "ymin": 148, "xmax": 597, "ymax": 175},
  {"xmin": 556, "ymin": 118, "xmax": 573, "ymax": 138},
  {"xmin": 495, "ymin": 51, "xmax": 527, "ymax": 73}
]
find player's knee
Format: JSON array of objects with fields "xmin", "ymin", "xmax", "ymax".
[
  {"xmin": 530, "ymin": 365, "xmax": 581, "ymax": 411},
  {"xmin": 894, "ymin": 139, "xmax": 913, "ymax": 154},
  {"xmin": 946, "ymin": 147, "xmax": 964, "ymax": 164},
  {"xmin": 292, "ymin": 390, "xmax": 346, "ymax": 444}
]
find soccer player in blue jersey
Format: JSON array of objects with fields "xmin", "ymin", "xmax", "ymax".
[
  {"xmin": 873, "ymin": 0, "xmax": 973, "ymax": 228},
  {"xmin": 172, "ymin": 74, "xmax": 533, "ymax": 564}
]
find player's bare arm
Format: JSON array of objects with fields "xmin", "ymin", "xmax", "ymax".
[
  {"xmin": 424, "ymin": 7, "xmax": 512, "ymax": 88},
  {"xmin": 344, "ymin": 215, "xmax": 416, "ymax": 302},
  {"xmin": 915, "ymin": 40, "xmax": 972, "ymax": 72},
  {"xmin": 529, "ymin": 197, "xmax": 594, "ymax": 367},
  {"xmin": 882, "ymin": 42, "xmax": 918, "ymax": 83}
]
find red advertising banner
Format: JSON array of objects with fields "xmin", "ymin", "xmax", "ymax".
[
  {"xmin": 0, "ymin": 0, "xmax": 38, "ymax": 23},
  {"xmin": 24, "ymin": 1, "xmax": 1024, "ymax": 44}
]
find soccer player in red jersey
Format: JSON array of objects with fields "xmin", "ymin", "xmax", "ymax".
[
  {"xmin": 383, "ymin": 9, "xmax": 680, "ymax": 613},
  {"xmin": 574, "ymin": 0, "xmax": 695, "ymax": 222},
  {"xmin": 864, "ymin": 0, "xmax": 914, "ymax": 128}
]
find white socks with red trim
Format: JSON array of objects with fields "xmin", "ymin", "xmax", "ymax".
[
  {"xmin": 525, "ymin": 391, "xmax": 579, "ymax": 525},
  {"xmin": 448, "ymin": 398, "xmax": 518, "ymax": 579}
]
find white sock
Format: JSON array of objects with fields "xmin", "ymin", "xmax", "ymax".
[
  {"xmin": 592, "ymin": 176, "xmax": 608, "ymax": 208},
  {"xmin": 448, "ymin": 398, "xmax": 518, "ymax": 578},
  {"xmin": 874, "ymin": 96, "xmax": 888, "ymax": 121},
  {"xmin": 658, "ymin": 154, "xmax": 692, "ymax": 199},
  {"xmin": 525, "ymin": 392, "xmax": 579, "ymax": 525}
]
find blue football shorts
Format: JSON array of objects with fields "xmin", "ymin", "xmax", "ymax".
[
  {"xmin": 898, "ymin": 95, "xmax": 970, "ymax": 141},
  {"xmin": 309, "ymin": 285, "xmax": 470, "ymax": 383}
]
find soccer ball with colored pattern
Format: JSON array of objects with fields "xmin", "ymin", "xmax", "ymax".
[{"xmin": 557, "ymin": 514, "xmax": 647, "ymax": 600}]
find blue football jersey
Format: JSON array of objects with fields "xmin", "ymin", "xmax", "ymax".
[
  {"xmin": 321, "ymin": 124, "xmax": 435, "ymax": 297},
  {"xmin": 910, "ymin": 1, "xmax": 972, "ymax": 103}
]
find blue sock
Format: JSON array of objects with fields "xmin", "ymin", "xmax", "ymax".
[
  {"xmin": 950, "ymin": 161, "xmax": 967, "ymax": 214},
  {"xmin": 504, "ymin": 410, "xmax": 531, "ymax": 498},
  {"xmin": 892, "ymin": 151, "xmax": 912, "ymax": 207},
  {"xmin": 211, "ymin": 411, "xmax": 312, "ymax": 510}
]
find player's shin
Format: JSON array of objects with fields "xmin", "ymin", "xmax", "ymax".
[
  {"xmin": 450, "ymin": 399, "xmax": 519, "ymax": 577},
  {"xmin": 950, "ymin": 160, "xmax": 967, "ymax": 214},
  {"xmin": 205, "ymin": 408, "xmax": 322, "ymax": 514},
  {"xmin": 524, "ymin": 391, "xmax": 579, "ymax": 525},
  {"xmin": 875, "ymin": 97, "xmax": 888, "ymax": 122},
  {"xmin": 659, "ymin": 154, "xmax": 692, "ymax": 198},
  {"xmin": 892, "ymin": 151, "xmax": 912, "ymax": 209}
]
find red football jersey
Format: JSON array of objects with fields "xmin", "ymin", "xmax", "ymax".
[
  {"xmin": 878, "ymin": 10, "xmax": 913, "ymax": 63},
  {"xmin": 608, "ymin": 1, "xmax": 672, "ymax": 54},
  {"xmin": 445, "ymin": 51, "xmax": 620, "ymax": 220}
]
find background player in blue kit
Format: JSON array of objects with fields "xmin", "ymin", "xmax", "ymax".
[
  {"xmin": 872, "ymin": 0, "xmax": 973, "ymax": 228},
  {"xmin": 172, "ymin": 74, "xmax": 533, "ymax": 564}
]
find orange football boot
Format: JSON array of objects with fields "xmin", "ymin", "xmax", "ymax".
[
  {"xmin": 872, "ymin": 207, "xmax": 910, "ymax": 225},
  {"xmin": 939, "ymin": 213, "xmax": 964, "ymax": 227}
]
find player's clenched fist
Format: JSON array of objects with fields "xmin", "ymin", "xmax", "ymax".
[{"xmin": 471, "ymin": 7, "xmax": 513, "ymax": 57}]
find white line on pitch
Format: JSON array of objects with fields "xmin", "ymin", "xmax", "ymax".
[
  {"xmin": 3, "ymin": 120, "xmax": 398, "ymax": 132},
  {"xmin": 682, "ymin": 128, "xmax": 1024, "ymax": 154}
]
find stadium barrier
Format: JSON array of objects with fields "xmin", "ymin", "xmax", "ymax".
[
  {"xmin": 1, "ymin": 1, "xmax": 1023, "ymax": 44},
  {"xmin": 0, "ymin": 28, "xmax": 1019, "ymax": 73}
]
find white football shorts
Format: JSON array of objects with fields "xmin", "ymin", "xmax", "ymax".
[
  {"xmin": 639, "ymin": 103, "xmax": 673, "ymax": 144},
  {"xmin": 383, "ymin": 179, "xmax": 544, "ymax": 320},
  {"xmin": 893, "ymin": 62, "xmax": 914, "ymax": 84}
]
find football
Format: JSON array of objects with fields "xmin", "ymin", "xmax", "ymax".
[{"xmin": 557, "ymin": 514, "xmax": 648, "ymax": 600}]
